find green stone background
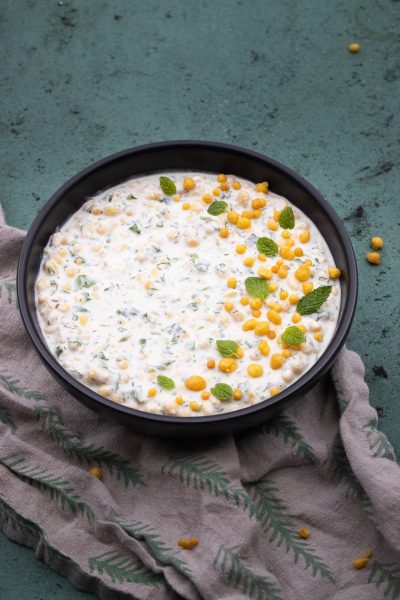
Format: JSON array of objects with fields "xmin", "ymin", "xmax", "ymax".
[{"xmin": 0, "ymin": 0, "xmax": 399, "ymax": 597}]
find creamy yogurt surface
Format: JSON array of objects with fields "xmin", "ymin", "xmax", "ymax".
[{"xmin": 35, "ymin": 171, "xmax": 341, "ymax": 416}]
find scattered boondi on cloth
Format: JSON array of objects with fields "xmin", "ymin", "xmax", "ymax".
[{"xmin": 1, "ymin": 208, "xmax": 400, "ymax": 600}]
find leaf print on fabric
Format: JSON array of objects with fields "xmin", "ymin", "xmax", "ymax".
[
  {"xmin": 0, "ymin": 278, "xmax": 17, "ymax": 305},
  {"xmin": 0, "ymin": 491, "xmax": 76, "ymax": 564},
  {"xmin": 0, "ymin": 371, "xmax": 47, "ymax": 402},
  {"xmin": 111, "ymin": 512, "xmax": 191, "ymax": 576},
  {"xmin": 0, "ymin": 491, "xmax": 41, "ymax": 537},
  {"xmin": 248, "ymin": 482, "xmax": 335, "ymax": 583},
  {"xmin": 364, "ymin": 419, "xmax": 396, "ymax": 461},
  {"xmin": 161, "ymin": 455, "xmax": 256, "ymax": 516},
  {"xmin": 263, "ymin": 413, "xmax": 316, "ymax": 462},
  {"xmin": 213, "ymin": 544, "xmax": 284, "ymax": 600},
  {"xmin": 88, "ymin": 550, "xmax": 165, "ymax": 586},
  {"xmin": 1, "ymin": 455, "xmax": 96, "ymax": 522},
  {"xmin": 330, "ymin": 371, "xmax": 348, "ymax": 414},
  {"xmin": 35, "ymin": 404, "xmax": 144, "ymax": 487},
  {"xmin": 0, "ymin": 407, "xmax": 16, "ymax": 431},
  {"xmin": 327, "ymin": 434, "xmax": 374, "ymax": 519},
  {"xmin": 369, "ymin": 560, "xmax": 400, "ymax": 600}
]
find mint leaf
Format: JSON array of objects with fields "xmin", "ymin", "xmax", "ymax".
[
  {"xmin": 129, "ymin": 222, "xmax": 141, "ymax": 234},
  {"xmin": 207, "ymin": 201, "xmax": 228, "ymax": 216},
  {"xmin": 281, "ymin": 326, "xmax": 306, "ymax": 345},
  {"xmin": 279, "ymin": 206, "xmax": 295, "ymax": 229},
  {"xmin": 297, "ymin": 285, "xmax": 332, "ymax": 316},
  {"xmin": 256, "ymin": 237, "xmax": 278, "ymax": 257},
  {"xmin": 157, "ymin": 375, "xmax": 175, "ymax": 390},
  {"xmin": 211, "ymin": 383, "xmax": 233, "ymax": 402},
  {"xmin": 159, "ymin": 176, "xmax": 177, "ymax": 196},
  {"xmin": 245, "ymin": 277, "xmax": 269, "ymax": 299},
  {"xmin": 216, "ymin": 340, "xmax": 239, "ymax": 358}
]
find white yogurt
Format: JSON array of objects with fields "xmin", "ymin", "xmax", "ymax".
[{"xmin": 35, "ymin": 171, "xmax": 341, "ymax": 416}]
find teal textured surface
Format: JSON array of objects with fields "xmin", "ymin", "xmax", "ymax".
[{"xmin": 1, "ymin": 0, "xmax": 399, "ymax": 597}]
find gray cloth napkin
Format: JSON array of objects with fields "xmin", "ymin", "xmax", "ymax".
[{"xmin": 1, "ymin": 214, "xmax": 400, "ymax": 600}]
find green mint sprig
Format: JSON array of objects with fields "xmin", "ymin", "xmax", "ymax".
[
  {"xmin": 207, "ymin": 201, "xmax": 228, "ymax": 216},
  {"xmin": 279, "ymin": 206, "xmax": 295, "ymax": 229},
  {"xmin": 211, "ymin": 383, "xmax": 233, "ymax": 402},
  {"xmin": 281, "ymin": 326, "xmax": 305, "ymax": 345},
  {"xmin": 245, "ymin": 277, "xmax": 269, "ymax": 299},
  {"xmin": 216, "ymin": 340, "xmax": 239, "ymax": 358},
  {"xmin": 157, "ymin": 375, "xmax": 175, "ymax": 390},
  {"xmin": 159, "ymin": 176, "xmax": 177, "ymax": 196},
  {"xmin": 256, "ymin": 237, "xmax": 278, "ymax": 257},
  {"xmin": 297, "ymin": 285, "xmax": 332, "ymax": 316}
]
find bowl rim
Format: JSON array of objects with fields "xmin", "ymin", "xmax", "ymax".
[{"xmin": 17, "ymin": 140, "xmax": 358, "ymax": 427}]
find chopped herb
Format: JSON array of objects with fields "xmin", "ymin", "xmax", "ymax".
[
  {"xmin": 115, "ymin": 374, "xmax": 121, "ymax": 391},
  {"xmin": 117, "ymin": 307, "xmax": 139, "ymax": 317},
  {"xmin": 129, "ymin": 222, "xmax": 141, "ymax": 234},
  {"xmin": 215, "ymin": 263, "xmax": 226, "ymax": 273},
  {"xmin": 156, "ymin": 360, "xmax": 175, "ymax": 370},
  {"xmin": 72, "ymin": 342, "xmax": 82, "ymax": 350},
  {"xmin": 76, "ymin": 274, "xmax": 95, "ymax": 289},
  {"xmin": 127, "ymin": 194, "xmax": 137, "ymax": 200},
  {"xmin": 49, "ymin": 281, "xmax": 58, "ymax": 295},
  {"xmin": 56, "ymin": 346, "xmax": 64, "ymax": 357},
  {"xmin": 246, "ymin": 233, "xmax": 258, "ymax": 245},
  {"xmin": 168, "ymin": 324, "xmax": 183, "ymax": 343},
  {"xmin": 194, "ymin": 262, "xmax": 209, "ymax": 272},
  {"xmin": 157, "ymin": 257, "xmax": 171, "ymax": 269},
  {"xmin": 139, "ymin": 338, "xmax": 147, "ymax": 346}
]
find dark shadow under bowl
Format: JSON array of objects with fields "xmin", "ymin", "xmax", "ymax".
[{"xmin": 17, "ymin": 141, "xmax": 357, "ymax": 437}]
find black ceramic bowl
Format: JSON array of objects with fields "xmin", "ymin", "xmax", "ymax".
[{"xmin": 17, "ymin": 141, "xmax": 357, "ymax": 437}]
